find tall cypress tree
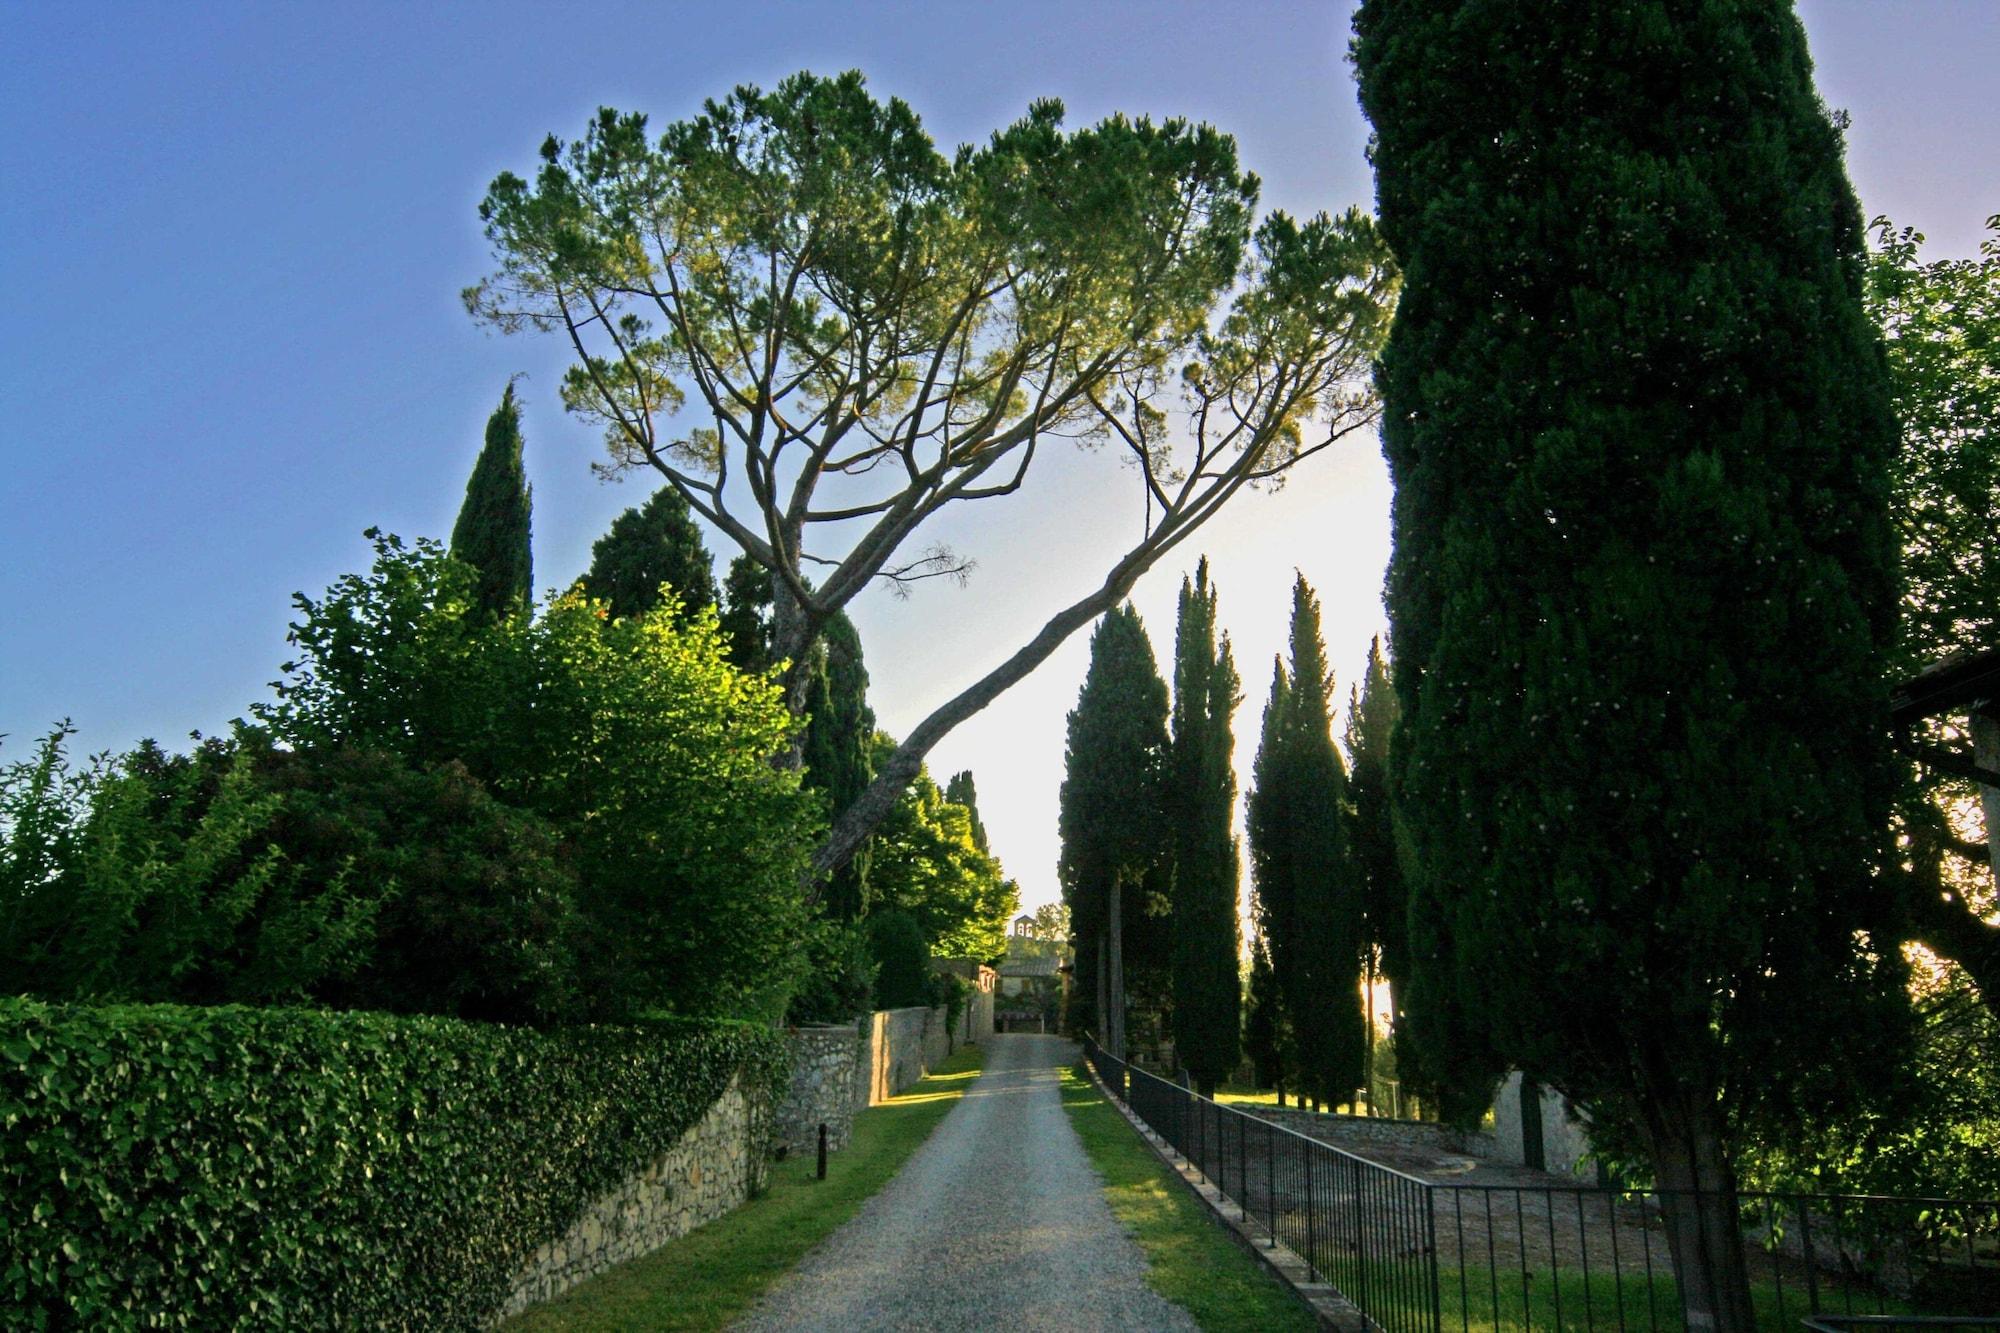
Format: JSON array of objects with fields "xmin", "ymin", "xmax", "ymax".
[
  {"xmin": 719, "ymin": 554, "xmax": 774, "ymax": 672},
  {"xmin": 1250, "ymin": 580, "xmax": 1366, "ymax": 1111},
  {"xmin": 1283, "ymin": 578, "xmax": 1366, "ymax": 1108},
  {"xmin": 944, "ymin": 771, "xmax": 990, "ymax": 855},
  {"xmin": 803, "ymin": 611, "xmax": 876, "ymax": 919},
  {"xmin": 1356, "ymin": 3, "xmax": 1908, "ymax": 1325},
  {"xmin": 1243, "ymin": 930, "xmax": 1287, "ymax": 1095},
  {"xmin": 1059, "ymin": 604, "xmax": 1170, "ymax": 1056},
  {"xmin": 1169, "ymin": 559, "xmax": 1242, "ymax": 1096},
  {"xmin": 449, "ymin": 384, "xmax": 533, "ymax": 617},
  {"xmin": 1344, "ymin": 636, "xmax": 1403, "ymax": 1106},
  {"xmin": 579, "ymin": 487, "xmax": 718, "ymax": 619},
  {"xmin": 1248, "ymin": 661, "xmax": 1296, "ymax": 1102}
]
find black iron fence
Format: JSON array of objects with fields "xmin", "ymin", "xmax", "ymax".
[{"xmin": 1081, "ymin": 1038, "xmax": 1999, "ymax": 1332}]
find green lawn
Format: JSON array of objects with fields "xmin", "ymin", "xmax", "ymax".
[
  {"xmin": 503, "ymin": 1043, "xmax": 986, "ymax": 1332},
  {"xmin": 1060, "ymin": 1063, "xmax": 1319, "ymax": 1333},
  {"xmin": 1428, "ymin": 1264, "xmax": 1915, "ymax": 1332}
]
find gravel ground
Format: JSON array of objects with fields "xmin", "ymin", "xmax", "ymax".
[{"xmin": 733, "ymin": 1032, "xmax": 1200, "ymax": 1333}]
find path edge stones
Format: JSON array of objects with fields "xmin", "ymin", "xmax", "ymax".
[{"xmin": 1076, "ymin": 1056, "xmax": 1372, "ymax": 1333}]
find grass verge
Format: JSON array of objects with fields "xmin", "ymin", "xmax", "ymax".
[
  {"xmin": 1059, "ymin": 1062, "xmax": 1319, "ymax": 1333},
  {"xmin": 1434, "ymin": 1265, "xmax": 1916, "ymax": 1332},
  {"xmin": 503, "ymin": 1042, "xmax": 986, "ymax": 1332}
]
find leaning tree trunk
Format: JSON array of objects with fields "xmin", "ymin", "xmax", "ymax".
[
  {"xmin": 1974, "ymin": 708, "xmax": 2000, "ymax": 888},
  {"xmin": 1643, "ymin": 1080, "xmax": 1757, "ymax": 1333}
]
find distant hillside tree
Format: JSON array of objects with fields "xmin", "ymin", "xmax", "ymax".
[
  {"xmin": 580, "ymin": 487, "xmax": 717, "ymax": 619},
  {"xmin": 1169, "ymin": 560, "xmax": 1242, "ymax": 1095},
  {"xmin": 1059, "ymin": 605, "xmax": 1170, "ymax": 1056},
  {"xmin": 448, "ymin": 384, "xmax": 533, "ymax": 617}
]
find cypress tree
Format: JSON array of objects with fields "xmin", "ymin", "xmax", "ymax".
[
  {"xmin": 1169, "ymin": 559, "xmax": 1242, "ymax": 1096},
  {"xmin": 449, "ymin": 384, "xmax": 533, "ymax": 617},
  {"xmin": 1356, "ymin": 4, "xmax": 1908, "ymax": 1325},
  {"xmin": 803, "ymin": 611, "xmax": 876, "ymax": 919},
  {"xmin": 1243, "ymin": 930, "xmax": 1287, "ymax": 1096},
  {"xmin": 1344, "ymin": 636, "xmax": 1403, "ymax": 1107},
  {"xmin": 944, "ymin": 771, "xmax": 990, "ymax": 855},
  {"xmin": 1248, "ymin": 658, "xmax": 1295, "ymax": 1099},
  {"xmin": 1059, "ymin": 604, "xmax": 1170, "ymax": 1056},
  {"xmin": 1281, "ymin": 577, "xmax": 1367, "ymax": 1108},
  {"xmin": 579, "ymin": 487, "xmax": 718, "ymax": 619},
  {"xmin": 719, "ymin": 554, "xmax": 774, "ymax": 672}
]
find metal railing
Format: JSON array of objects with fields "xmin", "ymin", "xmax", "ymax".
[{"xmin": 1081, "ymin": 1038, "xmax": 2000, "ymax": 1332}]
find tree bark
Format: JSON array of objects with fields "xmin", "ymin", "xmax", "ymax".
[
  {"xmin": 1108, "ymin": 877, "xmax": 1127, "ymax": 1061},
  {"xmin": 1096, "ymin": 934, "xmax": 1109, "ymax": 1050},
  {"xmin": 1973, "ymin": 708, "xmax": 2000, "ymax": 887},
  {"xmin": 1642, "ymin": 1080, "xmax": 1757, "ymax": 1333}
]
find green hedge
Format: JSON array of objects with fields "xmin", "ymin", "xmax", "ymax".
[{"xmin": 0, "ymin": 998, "xmax": 787, "ymax": 1329}]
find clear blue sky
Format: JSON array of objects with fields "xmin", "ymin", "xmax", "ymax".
[{"xmin": 4, "ymin": 1, "xmax": 1995, "ymax": 910}]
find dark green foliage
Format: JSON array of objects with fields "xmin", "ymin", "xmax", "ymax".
[
  {"xmin": 943, "ymin": 771, "xmax": 989, "ymax": 855},
  {"xmin": 1, "ymin": 734, "xmax": 376, "ymax": 1009},
  {"xmin": 784, "ymin": 917, "xmax": 878, "ymax": 1024},
  {"xmin": 1247, "ymin": 577, "xmax": 1365, "ymax": 1108},
  {"xmin": 1169, "ymin": 560, "xmax": 1242, "ymax": 1095},
  {"xmin": 449, "ymin": 384, "xmax": 534, "ymax": 617},
  {"xmin": 579, "ymin": 486, "xmax": 718, "ymax": 619},
  {"xmin": 257, "ymin": 531, "xmax": 814, "ymax": 1021},
  {"xmin": 1, "ymin": 728, "xmax": 588, "ymax": 1025},
  {"xmin": 720, "ymin": 554, "xmax": 774, "ymax": 673},
  {"xmin": 1344, "ymin": 638, "xmax": 1412, "ymax": 1088},
  {"xmin": 1059, "ymin": 605, "xmax": 1172, "ymax": 1040},
  {"xmin": 1356, "ymin": 1, "xmax": 1908, "ymax": 1320},
  {"xmin": 865, "ymin": 910, "xmax": 934, "ymax": 1010},
  {"xmin": 1243, "ymin": 932, "xmax": 1286, "ymax": 1092},
  {"xmin": 803, "ymin": 612, "xmax": 876, "ymax": 920},
  {"xmin": 0, "ymin": 998, "xmax": 783, "ymax": 1329}
]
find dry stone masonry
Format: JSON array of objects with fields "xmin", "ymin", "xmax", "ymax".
[{"xmin": 497, "ymin": 1074, "xmax": 769, "ymax": 1321}]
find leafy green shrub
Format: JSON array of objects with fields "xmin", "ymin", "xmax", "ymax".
[
  {"xmin": 865, "ymin": 910, "xmax": 933, "ymax": 1010},
  {"xmin": 785, "ymin": 916, "xmax": 877, "ymax": 1024},
  {"xmin": 2, "ymin": 733, "xmax": 583, "ymax": 1025},
  {"xmin": 257, "ymin": 531, "xmax": 816, "ymax": 1020},
  {"xmin": 0, "ymin": 998, "xmax": 786, "ymax": 1329}
]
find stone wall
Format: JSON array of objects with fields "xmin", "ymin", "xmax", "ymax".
[
  {"xmin": 498, "ymin": 1073, "xmax": 767, "ymax": 1321},
  {"xmin": 856, "ymin": 1004, "xmax": 955, "ymax": 1106},
  {"xmin": 1246, "ymin": 1105, "xmax": 1497, "ymax": 1159},
  {"xmin": 1491, "ymin": 1071, "xmax": 1595, "ymax": 1178},
  {"xmin": 775, "ymin": 1025, "xmax": 863, "ymax": 1157}
]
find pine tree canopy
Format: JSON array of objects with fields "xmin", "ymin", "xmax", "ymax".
[
  {"xmin": 580, "ymin": 486, "xmax": 718, "ymax": 620},
  {"xmin": 448, "ymin": 384, "xmax": 533, "ymax": 617},
  {"xmin": 1356, "ymin": 2, "xmax": 1908, "ymax": 1321},
  {"xmin": 1169, "ymin": 558, "xmax": 1242, "ymax": 1094}
]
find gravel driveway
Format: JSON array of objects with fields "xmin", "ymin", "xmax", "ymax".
[{"xmin": 732, "ymin": 1032, "xmax": 1200, "ymax": 1332}]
